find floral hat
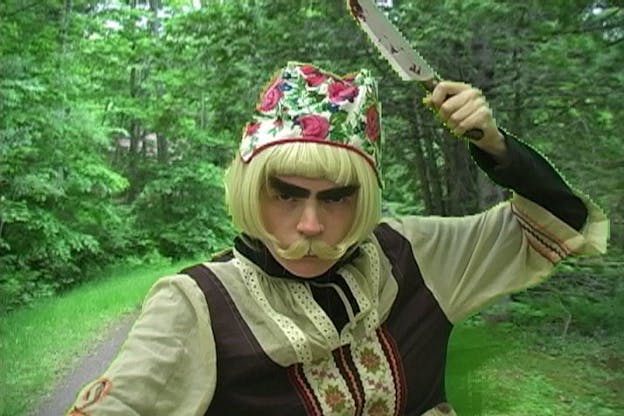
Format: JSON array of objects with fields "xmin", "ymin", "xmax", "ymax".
[{"xmin": 240, "ymin": 62, "xmax": 383, "ymax": 183}]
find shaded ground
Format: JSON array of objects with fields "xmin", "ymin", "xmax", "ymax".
[{"xmin": 31, "ymin": 314, "xmax": 137, "ymax": 416}]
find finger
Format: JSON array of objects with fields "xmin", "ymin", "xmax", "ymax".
[
  {"xmin": 452, "ymin": 107, "xmax": 492, "ymax": 136},
  {"xmin": 446, "ymin": 96, "xmax": 487, "ymax": 130},
  {"xmin": 438, "ymin": 89, "xmax": 476, "ymax": 122},
  {"xmin": 429, "ymin": 81, "xmax": 471, "ymax": 109}
]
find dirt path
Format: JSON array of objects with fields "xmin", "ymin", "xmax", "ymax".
[{"xmin": 32, "ymin": 313, "xmax": 137, "ymax": 416}]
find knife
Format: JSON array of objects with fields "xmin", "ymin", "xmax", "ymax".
[{"xmin": 348, "ymin": 0, "xmax": 483, "ymax": 140}]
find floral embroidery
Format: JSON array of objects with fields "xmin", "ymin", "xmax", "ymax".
[
  {"xmin": 257, "ymin": 78, "xmax": 283, "ymax": 112},
  {"xmin": 328, "ymin": 80, "xmax": 359, "ymax": 104},
  {"xmin": 240, "ymin": 62, "xmax": 383, "ymax": 185},
  {"xmin": 298, "ymin": 114, "xmax": 330, "ymax": 140},
  {"xmin": 369, "ymin": 398, "xmax": 391, "ymax": 416},
  {"xmin": 301, "ymin": 64, "xmax": 329, "ymax": 87},
  {"xmin": 353, "ymin": 330, "xmax": 400, "ymax": 414},
  {"xmin": 359, "ymin": 347, "xmax": 382, "ymax": 373},
  {"xmin": 324, "ymin": 384, "xmax": 348, "ymax": 412},
  {"xmin": 301, "ymin": 357, "xmax": 354, "ymax": 415},
  {"xmin": 290, "ymin": 328, "xmax": 404, "ymax": 416},
  {"xmin": 365, "ymin": 105, "xmax": 380, "ymax": 141},
  {"xmin": 245, "ymin": 122, "xmax": 260, "ymax": 136}
]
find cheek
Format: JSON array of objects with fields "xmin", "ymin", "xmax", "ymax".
[
  {"xmin": 260, "ymin": 208, "xmax": 271, "ymax": 233},
  {"xmin": 261, "ymin": 207, "xmax": 278, "ymax": 233},
  {"xmin": 343, "ymin": 209, "xmax": 357, "ymax": 232},
  {"xmin": 329, "ymin": 204, "xmax": 356, "ymax": 234},
  {"xmin": 261, "ymin": 201, "xmax": 296, "ymax": 233},
  {"xmin": 259, "ymin": 199, "xmax": 277, "ymax": 233}
]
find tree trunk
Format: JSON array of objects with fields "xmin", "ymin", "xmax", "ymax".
[
  {"xmin": 410, "ymin": 105, "xmax": 434, "ymax": 214},
  {"xmin": 422, "ymin": 124, "xmax": 446, "ymax": 215},
  {"xmin": 126, "ymin": 11, "xmax": 141, "ymax": 202},
  {"xmin": 157, "ymin": 133, "xmax": 169, "ymax": 165}
]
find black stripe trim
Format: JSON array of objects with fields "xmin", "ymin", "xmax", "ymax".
[
  {"xmin": 334, "ymin": 346, "xmax": 365, "ymax": 415},
  {"xmin": 287, "ymin": 363, "xmax": 323, "ymax": 415}
]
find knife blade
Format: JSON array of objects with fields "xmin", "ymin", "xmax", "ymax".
[
  {"xmin": 348, "ymin": 0, "xmax": 483, "ymax": 140},
  {"xmin": 348, "ymin": 0, "xmax": 440, "ymax": 89}
]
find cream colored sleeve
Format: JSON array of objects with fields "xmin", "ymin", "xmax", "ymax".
[
  {"xmin": 68, "ymin": 275, "xmax": 216, "ymax": 416},
  {"xmin": 383, "ymin": 192, "xmax": 608, "ymax": 324}
]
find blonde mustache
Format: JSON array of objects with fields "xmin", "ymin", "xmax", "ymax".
[{"xmin": 275, "ymin": 239, "xmax": 346, "ymax": 260}]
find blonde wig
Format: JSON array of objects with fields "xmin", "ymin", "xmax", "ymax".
[{"xmin": 224, "ymin": 142, "xmax": 381, "ymax": 255}]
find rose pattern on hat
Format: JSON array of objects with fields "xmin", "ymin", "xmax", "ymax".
[
  {"xmin": 241, "ymin": 62, "xmax": 383, "ymax": 184},
  {"xmin": 365, "ymin": 105, "xmax": 380, "ymax": 141},
  {"xmin": 328, "ymin": 80, "xmax": 360, "ymax": 104},
  {"xmin": 298, "ymin": 114, "xmax": 330, "ymax": 140},
  {"xmin": 301, "ymin": 65, "xmax": 329, "ymax": 87},
  {"xmin": 257, "ymin": 78, "xmax": 283, "ymax": 113},
  {"xmin": 245, "ymin": 122, "xmax": 260, "ymax": 137}
]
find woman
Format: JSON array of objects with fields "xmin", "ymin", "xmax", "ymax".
[{"xmin": 69, "ymin": 62, "xmax": 607, "ymax": 415}]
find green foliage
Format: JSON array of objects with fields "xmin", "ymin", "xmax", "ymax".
[
  {"xmin": 133, "ymin": 158, "xmax": 235, "ymax": 259},
  {"xmin": 510, "ymin": 258, "xmax": 624, "ymax": 337},
  {"xmin": 0, "ymin": 2, "xmax": 134, "ymax": 310},
  {"xmin": 1, "ymin": 0, "xmax": 621, "ymax": 312},
  {"xmin": 448, "ymin": 313, "xmax": 624, "ymax": 415}
]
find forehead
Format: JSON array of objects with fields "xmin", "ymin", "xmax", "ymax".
[{"xmin": 272, "ymin": 175, "xmax": 342, "ymax": 192}]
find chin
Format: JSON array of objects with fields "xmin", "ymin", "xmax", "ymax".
[{"xmin": 280, "ymin": 257, "xmax": 336, "ymax": 278}]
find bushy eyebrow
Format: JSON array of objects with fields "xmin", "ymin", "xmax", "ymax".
[
  {"xmin": 317, "ymin": 185, "xmax": 359, "ymax": 200},
  {"xmin": 268, "ymin": 177, "xmax": 358, "ymax": 200},
  {"xmin": 269, "ymin": 177, "xmax": 310, "ymax": 198}
]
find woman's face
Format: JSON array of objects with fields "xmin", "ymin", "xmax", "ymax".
[{"xmin": 260, "ymin": 175, "xmax": 357, "ymax": 278}]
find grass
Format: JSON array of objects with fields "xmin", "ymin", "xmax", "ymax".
[
  {"xmin": 1, "ymin": 261, "xmax": 622, "ymax": 416},
  {"xmin": 447, "ymin": 319, "xmax": 624, "ymax": 415},
  {"xmin": 0, "ymin": 258, "xmax": 199, "ymax": 416}
]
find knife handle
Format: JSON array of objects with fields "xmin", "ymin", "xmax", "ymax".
[
  {"xmin": 422, "ymin": 77, "xmax": 483, "ymax": 141},
  {"xmin": 462, "ymin": 128, "xmax": 484, "ymax": 141}
]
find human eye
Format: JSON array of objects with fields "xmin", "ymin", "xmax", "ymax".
[
  {"xmin": 275, "ymin": 192, "xmax": 298, "ymax": 202},
  {"xmin": 275, "ymin": 192, "xmax": 294, "ymax": 201},
  {"xmin": 321, "ymin": 195, "xmax": 348, "ymax": 204},
  {"xmin": 319, "ymin": 186, "xmax": 358, "ymax": 204}
]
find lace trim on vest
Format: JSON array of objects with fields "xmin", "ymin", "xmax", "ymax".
[
  {"xmin": 235, "ymin": 258, "xmax": 313, "ymax": 363},
  {"xmin": 290, "ymin": 280, "xmax": 341, "ymax": 351},
  {"xmin": 340, "ymin": 242, "xmax": 381, "ymax": 340},
  {"xmin": 234, "ymin": 241, "xmax": 381, "ymax": 364}
]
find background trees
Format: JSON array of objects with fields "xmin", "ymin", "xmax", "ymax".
[{"xmin": 1, "ymin": 0, "xmax": 621, "ymax": 310}]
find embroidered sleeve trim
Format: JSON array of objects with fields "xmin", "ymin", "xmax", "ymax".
[
  {"xmin": 511, "ymin": 203, "xmax": 571, "ymax": 263},
  {"xmin": 72, "ymin": 378, "xmax": 112, "ymax": 413}
]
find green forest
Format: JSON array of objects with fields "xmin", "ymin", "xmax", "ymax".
[
  {"xmin": 2, "ymin": 0, "xmax": 622, "ymax": 311},
  {"xmin": 1, "ymin": 0, "xmax": 623, "ymax": 413}
]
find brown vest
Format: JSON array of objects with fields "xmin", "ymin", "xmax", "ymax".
[{"xmin": 182, "ymin": 224, "xmax": 452, "ymax": 415}]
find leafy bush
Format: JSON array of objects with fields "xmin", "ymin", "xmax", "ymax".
[{"xmin": 132, "ymin": 160, "xmax": 236, "ymax": 260}]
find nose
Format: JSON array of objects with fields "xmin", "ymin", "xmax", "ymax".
[{"xmin": 296, "ymin": 203, "xmax": 324, "ymax": 236}]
